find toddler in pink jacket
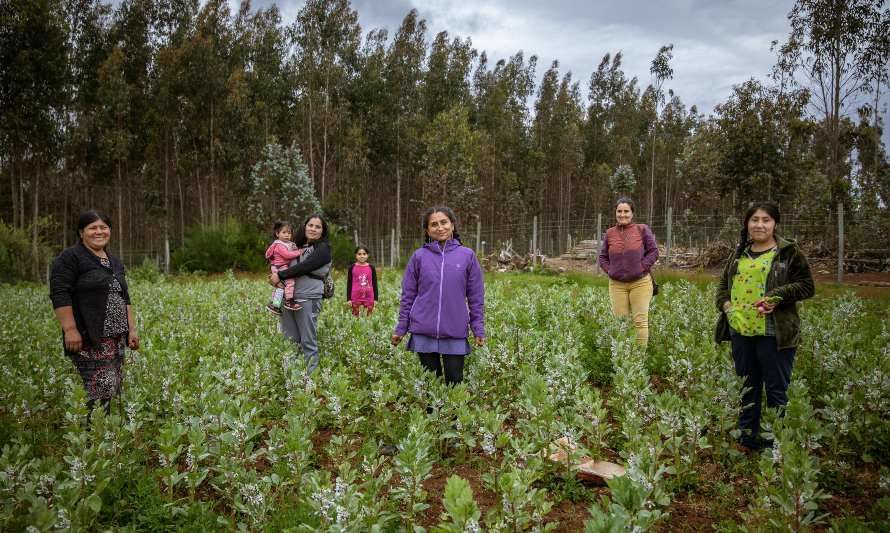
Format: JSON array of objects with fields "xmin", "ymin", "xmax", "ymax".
[{"xmin": 265, "ymin": 221, "xmax": 303, "ymax": 313}]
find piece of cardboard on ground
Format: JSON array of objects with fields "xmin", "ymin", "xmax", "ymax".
[{"xmin": 547, "ymin": 436, "xmax": 626, "ymax": 485}]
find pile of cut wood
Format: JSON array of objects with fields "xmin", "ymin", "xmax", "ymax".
[
  {"xmin": 481, "ymin": 240, "xmax": 546, "ymax": 272},
  {"xmin": 559, "ymin": 239, "xmax": 600, "ymax": 260}
]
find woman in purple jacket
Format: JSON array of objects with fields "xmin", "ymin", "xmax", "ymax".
[
  {"xmin": 391, "ymin": 206, "xmax": 486, "ymax": 385},
  {"xmin": 597, "ymin": 197, "xmax": 659, "ymax": 345}
]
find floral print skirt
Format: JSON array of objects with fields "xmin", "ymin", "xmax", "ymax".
[{"xmin": 66, "ymin": 335, "xmax": 126, "ymax": 401}]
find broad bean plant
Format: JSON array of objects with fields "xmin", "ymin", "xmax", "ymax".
[{"xmin": 0, "ymin": 272, "xmax": 886, "ymax": 531}]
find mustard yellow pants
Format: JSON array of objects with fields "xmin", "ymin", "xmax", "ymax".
[{"xmin": 608, "ymin": 274, "xmax": 653, "ymax": 345}]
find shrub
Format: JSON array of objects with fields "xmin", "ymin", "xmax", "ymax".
[
  {"xmin": 328, "ymin": 225, "xmax": 356, "ymax": 269},
  {"xmin": 172, "ymin": 218, "xmax": 266, "ymax": 273},
  {"xmin": 0, "ymin": 220, "xmax": 52, "ymax": 283},
  {"xmin": 128, "ymin": 257, "xmax": 163, "ymax": 283}
]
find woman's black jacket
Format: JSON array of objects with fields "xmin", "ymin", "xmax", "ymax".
[{"xmin": 50, "ymin": 243, "xmax": 131, "ymax": 347}]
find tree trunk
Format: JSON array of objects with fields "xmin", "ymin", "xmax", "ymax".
[
  {"xmin": 117, "ymin": 159, "xmax": 124, "ymax": 260},
  {"xmin": 649, "ymin": 127, "xmax": 656, "ymax": 224},
  {"xmin": 63, "ymin": 182, "xmax": 68, "ymax": 249},
  {"xmin": 164, "ymin": 130, "xmax": 170, "ymax": 270},
  {"xmin": 19, "ymin": 161, "xmax": 26, "ymax": 229},
  {"xmin": 321, "ymin": 69, "xmax": 330, "ymax": 202},
  {"xmin": 396, "ymin": 160, "xmax": 401, "ymax": 261},
  {"xmin": 196, "ymin": 170, "xmax": 205, "ymax": 226},
  {"xmin": 307, "ymin": 95, "xmax": 315, "ymax": 186},
  {"xmin": 210, "ymin": 100, "xmax": 217, "ymax": 226},
  {"xmin": 31, "ymin": 166, "xmax": 40, "ymax": 281},
  {"xmin": 10, "ymin": 159, "xmax": 17, "ymax": 229},
  {"xmin": 174, "ymin": 133, "xmax": 184, "ymax": 242}
]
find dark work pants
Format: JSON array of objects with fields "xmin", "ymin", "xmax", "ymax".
[
  {"xmin": 731, "ymin": 334, "xmax": 796, "ymax": 447},
  {"xmin": 417, "ymin": 353, "xmax": 465, "ymax": 385}
]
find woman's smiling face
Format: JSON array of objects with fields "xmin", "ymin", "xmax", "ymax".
[
  {"xmin": 81, "ymin": 220, "xmax": 111, "ymax": 251},
  {"xmin": 305, "ymin": 217, "xmax": 323, "ymax": 241},
  {"xmin": 426, "ymin": 211, "xmax": 454, "ymax": 242}
]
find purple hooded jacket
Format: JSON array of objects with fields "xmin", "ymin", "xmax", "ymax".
[{"xmin": 394, "ymin": 239, "xmax": 485, "ymax": 340}]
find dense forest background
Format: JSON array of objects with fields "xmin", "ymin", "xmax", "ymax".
[{"xmin": 1, "ymin": 0, "xmax": 888, "ymax": 278}]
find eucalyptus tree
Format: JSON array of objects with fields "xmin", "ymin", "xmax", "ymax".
[
  {"xmin": 423, "ymin": 31, "xmax": 476, "ymax": 122},
  {"xmin": 61, "ymin": 0, "xmax": 111, "ymax": 247},
  {"xmin": 584, "ymin": 51, "xmax": 642, "ymax": 215},
  {"xmin": 647, "ymin": 44, "xmax": 674, "ymax": 222},
  {"xmin": 95, "ymin": 46, "xmax": 132, "ymax": 257},
  {"xmin": 472, "ymin": 50, "xmax": 537, "ymax": 224},
  {"xmin": 291, "ymin": 0, "xmax": 362, "ymax": 202},
  {"xmin": 186, "ymin": 0, "xmax": 235, "ymax": 227},
  {"xmin": 531, "ymin": 62, "xmax": 560, "ymax": 215},
  {"xmin": 0, "ymin": 0, "xmax": 68, "ymax": 277},
  {"xmin": 531, "ymin": 61, "xmax": 585, "ymax": 246},
  {"xmin": 714, "ymin": 79, "xmax": 812, "ymax": 209},
  {"xmin": 147, "ymin": 0, "xmax": 199, "ymax": 244},
  {"xmin": 384, "ymin": 9, "xmax": 427, "ymax": 256},
  {"xmin": 418, "ymin": 106, "xmax": 480, "ymax": 215},
  {"xmin": 775, "ymin": 0, "xmax": 888, "ymax": 206}
]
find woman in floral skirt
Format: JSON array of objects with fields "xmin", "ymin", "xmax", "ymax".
[{"xmin": 50, "ymin": 210, "xmax": 139, "ymax": 421}]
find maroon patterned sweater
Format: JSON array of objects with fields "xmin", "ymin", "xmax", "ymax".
[{"xmin": 597, "ymin": 223, "xmax": 659, "ymax": 282}]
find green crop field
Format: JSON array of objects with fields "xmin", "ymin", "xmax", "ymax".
[{"xmin": 2, "ymin": 271, "xmax": 888, "ymax": 531}]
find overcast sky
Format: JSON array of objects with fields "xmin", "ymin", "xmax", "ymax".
[
  {"xmin": 256, "ymin": 0, "xmax": 799, "ymax": 117},
  {"xmin": 222, "ymin": 0, "xmax": 886, "ymax": 143}
]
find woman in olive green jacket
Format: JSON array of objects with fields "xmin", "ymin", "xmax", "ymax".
[{"xmin": 715, "ymin": 201, "xmax": 814, "ymax": 451}]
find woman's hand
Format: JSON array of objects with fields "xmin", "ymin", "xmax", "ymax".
[
  {"xmin": 754, "ymin": 298, "xmax": 777, "ymax": 315},
  {"xmin": 64, "ymin": 328, "xmax": 83, "ymax": 353},
  {"xmin": 128, "ymin": 329, "xmax": 140, "ymax": 350},
  {"xmin": 474, "ymin": 336, "xmax": 486, "ymax": 347},
  {"xmin": 269, "ymin": 271, "xmax": 281, "ymax": 286},
  {"xmin": 722, "ymin": 301, "xmax": 732, "ymax": 313},
  {"xmin": 391, "ymin": 334, "xmax": 403, "ymax": 346}
]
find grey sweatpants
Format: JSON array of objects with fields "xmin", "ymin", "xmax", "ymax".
[{"xmin": 279, "ymin": 298, "xmax": 323, "ymax": 373}]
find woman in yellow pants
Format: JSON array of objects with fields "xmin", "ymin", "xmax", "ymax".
[{"xmin": 597, "ymin": 198, "xmax": 660, "ymax": 345}]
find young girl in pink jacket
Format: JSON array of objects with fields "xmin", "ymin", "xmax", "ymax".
[{"xmin": 265, "ymin": 221, "xmax": 303, "ymax": 313}]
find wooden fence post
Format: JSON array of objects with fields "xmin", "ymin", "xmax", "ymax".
[
  {"xmin": 665, "ymin": 207, "xmax": 673, "ymax": 267},
  {"xmin": 837, "ymin": 203, "xmax": 844, "ymax": 283},
  {"xmin": 595, "ymin": 213, "xmax": 602, "ymax": 273}
]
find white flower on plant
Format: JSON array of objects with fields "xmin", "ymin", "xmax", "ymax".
[
  {"xmin": 37, "ymin": 474, "xmax": 55, "ymax": 497},
  {"xmin": 464, "ymin": 518, "xmax": 481, "ymax": 533},
  {"xmin": 69, "ymin": 457, "xmax": 93, "ymax": 484},
  {"xmin": 312, "ymin": 485, "xmax": 336, "ymax": 517},
  {"xmin": 501, "ymin": 495, "xmax": 513, "ymax": 514},
  {"xmin": 481, "ymin": 431, "xmax": 495, "ymax": 456},
  {"xmin": 328, "ymin": 395, "xmax": 342, "ymax": 417},
  {"xmin": 771, "ymin": 447, "xmax": 782, "ymax": 465},
  {"xmin": 241, "ymin": 482, "xmax": 264, "ymax": 508},
  {"xmin": 55, "ymin": 507, "xmax": 70, "ymax": 530}
]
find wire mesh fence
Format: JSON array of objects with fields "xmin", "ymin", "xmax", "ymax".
[{"xmin": 358, "ymin": 205, "xmax": 890, "ymax": 280}]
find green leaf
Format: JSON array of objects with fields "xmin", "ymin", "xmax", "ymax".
[{"xmin": 86, "ymin": 492, "xmax": 102, "ymax": 513}]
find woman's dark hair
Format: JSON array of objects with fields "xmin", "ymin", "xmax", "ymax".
[
  {"xmin": 272, "ymin": 220, "xmax": 292, "ymax": 239},
  {"xmin": 293, "ymin": 213, "xmax": 329, "ymax": 247},
  {"xmin": 736, "ymin": 201, "xmax": 781, "ymax": 257},
  {"xmin": 77, "ymin": 209, "xmax": 113, "ymax": 240},
  {"xmin": 615, "ymin": 197, "xmax": 635, "ymax": 213},
  {"xmin": 354, "ymin": 245, "xmax": 370, "ymax": 255},
  {"xmin": 421, "ymin": 205, "xmax": 461, "ymax": 244}
]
